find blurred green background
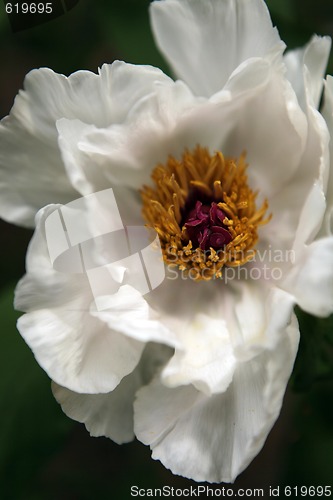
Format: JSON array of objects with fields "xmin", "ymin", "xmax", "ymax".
[{"xmin": 0, "ymin": 0, "xmax": 333, "ymax": 498}]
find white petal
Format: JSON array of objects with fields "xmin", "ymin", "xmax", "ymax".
[
  {"xmin": 223, "ymin": 55, "xmax": 307, "ymax": 199},
  {"xmin": 56, "ymin": 80, "xmax": 201, "ymax": 194},
  {"xmin": 134, "ymin": 314, "xmax": 299, "ymax": 483},
  {"xmin": 321, "ymin": 76, "xmax": 333, "ymax": 236},
  {"xmin": 232, "ymin": 284, "xmax": 295, "ymax": 359},
  {"xmin": 52, "ymin": 369, "xmax": 142, "ymax": 444},
  {"xmin": 282, "ymin": 237, "xmax": 333, "ymax": 317},
  {"xmin": 150, "ymin": 0, "xmax": 282, "ymax": 96},
  {"xmin": 0, "ymin": 66, "xmax": 106, "ymax": 227},
  {"xmin": 291, "ymin": 182, "xmax": 326, "ymax": 255},
  {"xmin": 0, "ymin": 62, "xmax": 172, "ymax": 226},
  {"xmin": 15, "ymin": 205, "xmax": 151, "ymax": 393},
  {"xmin": 268, "ymin": 37, "xmax": 331, "ymax": 250},
  {"xmin": 264, "ymin": 91, "xmax": 330, "ymax": 253},
  {"xmin": 14, "ymin": 205, "xmax": 93, "ymax": 312},
  {"xmin": 249, "ymin": 38, "xmax": 331, "ymax": 254},
  {"xmin": 284, "ymin": 35, "xmax": 331, "ymax": 111},
  {"xmin": 158, "ymin": 284, "xmax": 295, "ymax": 395},
  {"xmin": 14, "ymin": 269, "xmax": 90, "ymax": 314},
  {"xmin": 51, "ymin": 342, "xmax": 173, "ymax": 444},
  {"xmin": 98, "ymin": 62, "xmax": 173, "ymax": 124},
  {"xmin": 161, "ymin": 314, "xmax": 237, "ymax": 395},
  {"xmin": 17, "ymin": 308, "xmax": 144, "ymax": 394},
  {"xmin": 91, "ymin": 287, "xmax": 179, "ymax": 349},
  {"xmin": 15, "ymin": 202, "xmax": 176, "ymax": 393},
  {"xmin": 58, "ymin": 57, "xmax": 306, "ymax": 203},
  {"xmin": 0, "ymin": 114, "xmax": 77, "ymax": 227},
  {"xmin": 16, "ymin": 204, "xmax": 174, "ymax": 345},
  {"xmin": 146, "ymin": 273, "xmax": 294, "ymax": 396}
]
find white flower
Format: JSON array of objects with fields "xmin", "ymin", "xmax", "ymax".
[{"xmin": 1, "ymin": 0, "xmax": 333, "ymax": 484}]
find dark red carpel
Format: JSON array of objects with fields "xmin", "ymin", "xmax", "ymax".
[{"xmin": 184, "ymin": 200, "xmax": 232, "ymax": 251}]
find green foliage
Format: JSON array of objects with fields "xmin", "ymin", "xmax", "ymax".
[
  {"xmin": 282, "ymin": 310, "xmax": 333, "ymax": 494},
  {"xmin": 0, "ymin": 285, "xmax": 73, "ymax": 499},
  {"xmin": 265, "ymin": 0, "xmax": 296, "ymax": 24},
  {"xmin": 293, "ymin": 309, "xmax": 333, "ymax": 391},
  {"xmin": 282, "ymin": 381, "xmax": 333, "ymax": 491}
]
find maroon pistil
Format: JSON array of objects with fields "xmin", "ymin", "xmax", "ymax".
[{"xmin": 184, "ymin": 200, "xmax": 232, "ymax": 251}]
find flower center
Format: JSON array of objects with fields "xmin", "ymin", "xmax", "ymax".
[
  {"xmin": 141, "ymin": 146, "xmax": 271, "ymax": 280},
  {"xmin": 183, "ymin": 201, "xmax": 232, "ymax": 251}
]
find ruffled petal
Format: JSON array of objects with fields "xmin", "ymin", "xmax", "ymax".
[
  {"xmin": 321, "ymin": 76, "xmax": 333, "ymax": 236},
  {"xmin": 134, "ymin": 313, "xmax": 299, "ymax": 483},
  {"xmin": 52, "ymin": 370, "xmax": 142, "ymax": 444},
  {"xmin": 15, "ymin": 205, "xmax": 169, "ymax": 393},
  {"xmin": 14, "ymin": 205, "xmax": 92, "ymax": 312},
  {"xmin": 284, "ymin": 35, "xmax": 331, "ymax": 111},
  {"xmin": 150, "ymin": 0, "xmax": 282, "ymax": 96},
  {"xmin": 263, "ymin": 85, "xmax": 330, "ymax": 254},
  {"xmin": 17, "ymin": 307, "xmax": 144, "ymax": 394},
  {"xmin": 160, "ymin": 314, "xmax": 237, "ymax": 395},
  {"xmin": 258, "ymin": 37, "xmax": 330, "ymax": 255},
  {"xmin": 57, "ymin": 56, "xmax": 306, "ymax": 204},
  {"xmin": 146, "ymin": 270, "xmax": 294, "ymax": 396},
  {"xmin": 97, "ymin": 62, "xmax": 173, "ymax": 124},
  {"xmin": 0, "ymin": 67, "xmax": 103, "ymax": 227},
  {"xmin": 291, "ymin": 182, "xmax": 326, "ymax": 255},
  {"xmin": 222, "ymin": 54, "xmax": 307, "ymax": 200},
  {"xmin": 56, "ymin": 80, "xmax": 201, "ymax": 194},
  {"xmin": 91, "ymin": 288, "xmax": 179, "ymax": 349},
  {"xmin": 0, "ymin": 115, "xmax": 76, "ymax": 227},
  {"xmin": 52, "ymin": 342, "xmax": 173, "ymax": 444},
  {"xmin": 282, "ymin": 237, "xmax": 333, "ymax": 317},
  {"xmin": 0, "ymin": 62, "xmax": 171, "ymax": 226}
]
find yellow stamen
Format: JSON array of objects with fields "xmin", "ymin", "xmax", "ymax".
[{"xmin": 141, "ymin": 145, "xmax": 271, "ymax": 281}]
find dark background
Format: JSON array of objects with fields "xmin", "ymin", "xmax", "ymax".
[{"xmin": 0, "ymin": 1, "xmax": 333, "ymax": 498}]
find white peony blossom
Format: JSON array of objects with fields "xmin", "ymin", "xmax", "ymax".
[{"xmin": 1, "ymin": 0, "xmax": 333, "ymax": 483}]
